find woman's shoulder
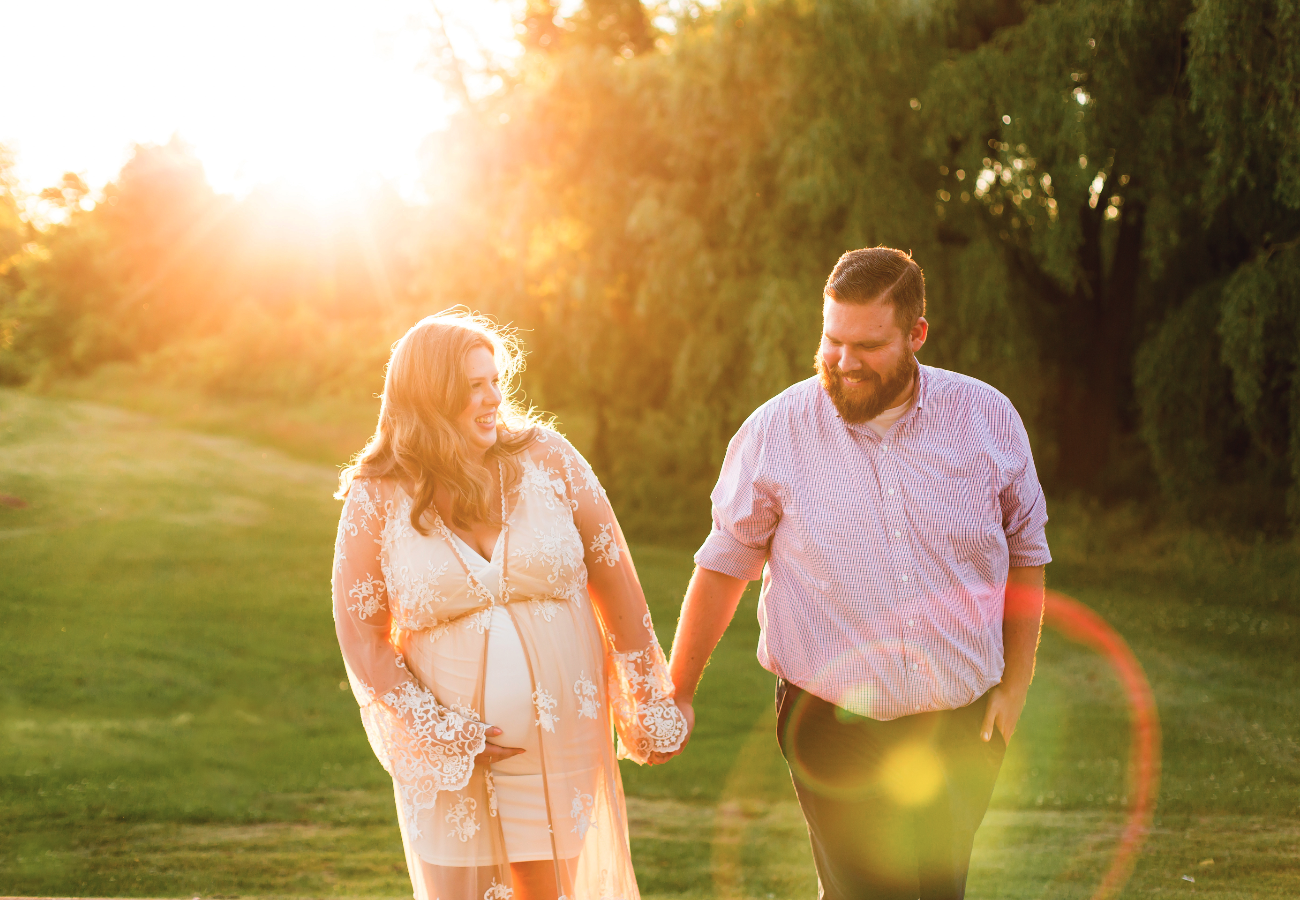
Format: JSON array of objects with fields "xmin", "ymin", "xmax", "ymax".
[
  {"xmin": 518, "ymin": 428, "xmax": 606, "ymax": 502},
  {"xmin": 346, "ymin": 471, "xmax": 400, "ymax": 489},
  {"xmin": 341, "ymin": 473, "xmax": 400, "ymax": 508},
  {"xmin": 520, "ymin": 426, "xmax": 587, "ymax": 469}
]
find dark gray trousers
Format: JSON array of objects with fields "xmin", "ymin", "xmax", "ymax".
[{"xmin": 775, "ymin": 679, "xmax": 1005, "ymax": 900}]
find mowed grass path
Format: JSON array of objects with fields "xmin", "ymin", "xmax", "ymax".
[{"xmin": 2, "ymin": 388, "xmax": 1298, "ymax": 898}]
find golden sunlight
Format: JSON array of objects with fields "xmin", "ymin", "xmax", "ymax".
[{"xmin": 1, "ymin": 0, "xmax": 517, "ymax": 201}]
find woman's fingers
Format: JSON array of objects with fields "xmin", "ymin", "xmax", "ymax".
[
  {"xmin": 479, "ymin": 741, "xmax": 525, "ymax": 762},
  {"xmin": 478, "ymin": 726, "xmax": 523, "ymax": 761}
]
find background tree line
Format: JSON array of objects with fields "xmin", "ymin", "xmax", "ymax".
[{"xmin": 2, "ymin": 0, "xmax": 1297, "ymax": 539}]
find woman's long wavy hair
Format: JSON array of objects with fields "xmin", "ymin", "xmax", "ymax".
[{"xmin": 336, "ymin": 310, "xmax": 543, "ymax": 533}]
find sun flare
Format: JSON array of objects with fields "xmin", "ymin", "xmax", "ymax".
[{"xmin": 1, "ymin": 0, "xmax": 518, "ymax": 202}]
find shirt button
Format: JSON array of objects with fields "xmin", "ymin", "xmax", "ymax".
[
  {"xmin": 887, "ymin": 488, "xmax": 895, "ymax": 496},
  {"xmin": 910, "ymin": 663, "xmax": 918, "ymax": 672},
  {"xmin": 900, "ymin": 574, "xmax": 908, "ymax": 582},
  {"xmin": 893, "ymin": 530, "xmax": 901, "ymax": 537},
  {"xmin": 907, "ymin": 619, "xmax": 915, "ymax": 626},
  {"xmin": 881, "ymin": 445, "xmax": 889, "ymax": 453}
]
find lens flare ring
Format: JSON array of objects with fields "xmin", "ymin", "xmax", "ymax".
[
  {"xmin": 1041, "ymin": 590, "xmax": 1161, "ymax": 900},
  {"xmin": 713, "ymin": 591, "xmax": 1159, "ymax": 899},
  {"xmin": 750, "ymin": 591, "xmax": 1161, "ymax": 899}
]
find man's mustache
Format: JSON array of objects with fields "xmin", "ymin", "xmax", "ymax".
[{"xmin": 826, "ymin": 365, "xmax": 882, "ymax": 386}]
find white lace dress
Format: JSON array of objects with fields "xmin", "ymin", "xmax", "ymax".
[{"xmin": 332, "ymin": 430, "xmax": 688, "ymax": 900}]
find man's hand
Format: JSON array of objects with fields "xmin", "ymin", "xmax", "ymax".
[
  {"xmin": 645, "ymin": 697, "xmax": 695, "ymax": 765},
  {"xmin": 982, "ymin": 565, "xmax": 1046, "ymax": 744},
  {"xmin": 979, "ymin": 682, "xmax": 1028, "ymax": 743}
]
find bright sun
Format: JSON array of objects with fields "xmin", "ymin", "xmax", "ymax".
[{"xmin": 1, "ymin": 1, "xmax": 518, "ymax": 203}]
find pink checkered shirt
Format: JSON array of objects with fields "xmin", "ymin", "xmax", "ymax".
[{"xmin": 695, "ymin": 365, "xmax": 1052, "ymax": 721}]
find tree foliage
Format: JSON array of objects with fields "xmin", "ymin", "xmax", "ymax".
[
  {"xmin": 0, "ymin": 138, "xmax": 415, "ymax": 396},
  {"xmin": 2, "ymin": 0, "xmax": 1297, "ymax": 534}
]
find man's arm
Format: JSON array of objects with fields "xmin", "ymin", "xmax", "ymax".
[
  {"xmin": 659, "ymin": 566, "xmax": 751, "ymax": 755},
  {"xmin": 980, "ymin": 564, "xmax": 1046, "ymax": 743}
]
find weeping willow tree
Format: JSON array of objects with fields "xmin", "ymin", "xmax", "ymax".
[
  {"xmin": 921, "ymin": 0, "xmax": 1300, "ymax": 522},
  {"xmin": 422, "ymin": 0, "xmax": 1299, "ymax": 534}
]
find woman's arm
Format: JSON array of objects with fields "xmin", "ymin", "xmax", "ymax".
[
  {"xmin": 332, "ymin": 478, "xmax": 490, "ymax": 811},
  {"xmin": 531, "ymin": 433, "xmax": 689, "ymax": 764}
]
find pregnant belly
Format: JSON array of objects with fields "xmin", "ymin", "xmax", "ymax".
[{"xmin": 484, "ymin": 605, "xmax": 542, "ymax": 775}]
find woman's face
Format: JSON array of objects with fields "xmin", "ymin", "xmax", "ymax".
[{"xmin": 457, "ymin": 345, "xmax": 503, "ymax": 457}]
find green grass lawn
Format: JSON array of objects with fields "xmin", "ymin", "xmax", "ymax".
[{"xmin": 2, "ymin": 387, "xmax": 1298, "ymax": 898}]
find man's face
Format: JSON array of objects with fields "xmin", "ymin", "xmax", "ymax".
[{"xmin": 816, "ymin": 296, "xmax": 928, "ymax": 423}]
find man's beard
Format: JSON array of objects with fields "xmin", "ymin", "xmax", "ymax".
[{"xmin": 815, "ymin": 350, "xmax": 917, "ymax": 424}]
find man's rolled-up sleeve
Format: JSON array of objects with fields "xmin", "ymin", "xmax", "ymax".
[
  {"xmin": 694, "ymin": 412, "xmax": 780, "ymax": 581},
  {"xmin": 1000, "ymin": 414, "xmax": 1052, "ymax": 568}
]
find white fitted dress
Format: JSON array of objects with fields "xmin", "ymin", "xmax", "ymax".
[{"xmin": 452, "ymin": 531, "xmax": 594, "ymax": 862}]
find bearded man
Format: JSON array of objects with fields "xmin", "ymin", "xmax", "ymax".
[{"xmin": 665, "ymin": 246, "xmax": 1052, "ymax": 900}]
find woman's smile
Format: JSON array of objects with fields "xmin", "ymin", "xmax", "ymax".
[{"xmin": 459, "ymin": 345, "xmax": 504, "ymax": 454}]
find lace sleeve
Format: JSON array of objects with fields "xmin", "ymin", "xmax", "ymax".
[
  {"xmin": 607, "ymin": 613, "xmax": 689, "ymax": 763},
  {"xmin": 531, "ymin": 432, "xmax": 689, "ymax": 763},
  {"xmin": 333, "ymin": 478, "xmax": 487, "ymax": 822}
]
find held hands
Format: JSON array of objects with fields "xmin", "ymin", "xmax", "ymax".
[
  {"xmin": 645, "ymin": 696, "xmax": 695, "ymax": 766},
  {"xmin": 980, "ymin": 681, "xmax": 1029, "ymax": 744},
  {"xmin": 477, "ymin": 726, "xmax": 525, "ymax": 764}
]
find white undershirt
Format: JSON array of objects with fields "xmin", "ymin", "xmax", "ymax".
[{"xmin": 866, "ymin": 396, "xmax": 912, "ymax": 437}]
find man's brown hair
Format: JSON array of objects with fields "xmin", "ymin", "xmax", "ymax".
[{"xmin": 824, "ymin": 246, "xmax": 926, "ymax": 330}]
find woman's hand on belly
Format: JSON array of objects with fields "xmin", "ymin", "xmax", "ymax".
[{"xmin": 478, "ymin": 725, "xmax": 526, "ymax": 764}]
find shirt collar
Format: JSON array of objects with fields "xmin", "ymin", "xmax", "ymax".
[{"xmin": 914, "ymin": 363, "xmax": 930, "ymax": 409}]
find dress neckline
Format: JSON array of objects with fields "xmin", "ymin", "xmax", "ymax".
[
  {"xmin": 448, "ymin": 527, "xmax": 504, "ymax": 567},
  {"xmin": 434, "ymin": 459, "xmax": 512, "ymax": 606}
]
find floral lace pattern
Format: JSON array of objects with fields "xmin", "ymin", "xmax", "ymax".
[
  {"xmin": 347, "ymin": 572, "xmax": 387, "ymax": 619},
  {"xmin": 571, "ymin": 788, "xmax": 597, "ymax": 839},
  {"xmin": 526, "ymin": 526, "xmax": 586, "ymax": 588},
  {"xmin": 446, "ymin": 793, "xmax": 480, "ymax": 842},
  {"xmin": 531, "ymin": 598, "xmax": 564, "ymax": 621},
  {"xmin": 590, "ymin": 522, "xmax": 620, "ymax": 567},
  {"xmin": 462, "ymin": 607, "xmax": 494, "ymax": 635},
  {"xmin": 485, "ymin": 770, "xmax": 498, "ymax": 817},
  {"xmin": 533, "ymin": 687, "xmax": 559, "ymax": 732},
  {"xmin": 574, "ymin": 674, "xmax": 600, "ymax": 720},
  {"xmin": 360, "ymin": 680, "xmax": 488, "ymax": 840},
  {"xmin": 534, "ymin": 430, "xmax": 607, "ymax": 508},
  {"xmin": 388, "ymin": 559, "xmax": 451, "ymax": 624},
  {"xmin": 484, "ymin": 878, "xmax": 513, "ymax": 900},
  {"xmin": 519, "ymin": 460, "xmax": 568, "ymax": 511},
  {"xmin": 607, "ymin": 638, "xmax": 688, "ymax": 764},
  {"xmin": 334, "ymin": 480, "xmax": 386, "ymax": 577}
]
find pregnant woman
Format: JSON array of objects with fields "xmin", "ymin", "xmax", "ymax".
[{"xmin": 331, "ymin": 311, "xmax": 689, "ymax": 900}]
